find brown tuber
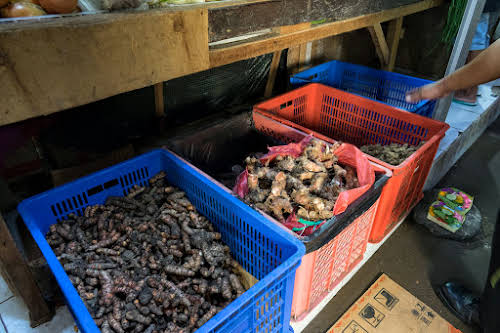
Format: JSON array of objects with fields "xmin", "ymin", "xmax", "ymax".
[
  {"xmin": 46, "ymin": 172, "xmax": 247, "ymax": 332},
  {"xmin": 360, "ymin": 142, "xmax": 425, "ymax": 165},
  {"xmin": 242, "ymin": 139, "xmax": 356, "ymax": 224}
]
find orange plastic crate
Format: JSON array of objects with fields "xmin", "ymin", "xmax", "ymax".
[
  {"xmin": 253, "ymin": 83, "xmax": 449, "ymax": 243},
  {"xmin": 291, "ymin": 200, "xmax": 379, "ymax": 320}
]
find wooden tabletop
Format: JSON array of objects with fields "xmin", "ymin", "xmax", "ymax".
[{"xmin": 0, "ymin": 0, "xmax": 444, "ymax": 126}]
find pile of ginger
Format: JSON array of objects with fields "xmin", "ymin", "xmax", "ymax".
[{"xmin": 243, "ymin": 139, "xmax": 359, "ymax": 223}]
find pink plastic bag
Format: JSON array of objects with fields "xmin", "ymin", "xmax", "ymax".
[{"xmin": 234, "ymin": 137, "xmax": 376, "ymax": 235}]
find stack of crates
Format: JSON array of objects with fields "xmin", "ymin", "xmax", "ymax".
[
  {"xmin": 253, "ymin": 83, "xmax": 449, "ymax": 246},
  {"xmin": 18, "ymin": 149, "xmax": 305, "ymax": 333},
  {"xmin": 290, "ymin": 60, "xmax": 437, "ymax": 118},
  {"xmin": 252, "ymin": 112, "xmax": 392, "ymax": 319}
]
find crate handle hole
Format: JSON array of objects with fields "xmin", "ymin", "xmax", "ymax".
[
  {"xmin": 87, "ymin": 185, "xmax": 104, "ymax": 196},
  {"xmin": 103, "ymin": 179, "xmax": 119, "ymax": 189}
]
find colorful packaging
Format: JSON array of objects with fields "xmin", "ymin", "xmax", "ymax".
[
  {"xmin": 437, "ymin": 187, "xmax": 473, "ymax": 215},
  {"xmin": 427, "ymin": 201, "xmax": 464, "ymax": 233}
]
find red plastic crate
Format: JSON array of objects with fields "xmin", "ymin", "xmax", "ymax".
[
  {"xmin": 253, "ymin": 83, "xmax": 449, "ymax": 243},
  {"xmin": 290, "ymin": 200, "xmax": 379, "ymax": 321}
]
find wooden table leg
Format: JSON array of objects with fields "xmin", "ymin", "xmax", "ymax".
[
  {"xmin": 0, "ymin": 215, "xmax": 53, "ymax": 327},
  {"xmin": 154, "ymin": 83, "xmax": 164, "ymax": 118},
  {"xmin": 265, "ymin": 50, "xmax": 283, "ymax": 98},
  {"xmin": 385, "ymin": 17, "xmax": 404, "ymax": 71},
  {"xmin": 368, "ymin": 23, "xmax": 390, "ymax": 68}
]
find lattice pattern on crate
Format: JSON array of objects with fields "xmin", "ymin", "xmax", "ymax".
[
  {"xmin": 347, "ymin": 204, "xmax": 376, "ymax": 267},
  {"xmin": 293, "ymin": 95, "xmax": 306, "ymax": 125},
  {"xmin": 255, "ymin": 281, "xmax": 286, "ymax": 333},
  {"xmin": 318, "ymin": 93, "xmax": 429, "ymax": 148},
  {"xmin": 49, "ymin": 166, "xmax": 150, "ymax": 223},
  {"xmin": 382, "ymin": 80, "xmax": 420, "ymax": 109},
  {"xmin": 309, "ymin": 237, "xmax": 337, "ymax": 306},
  {"xmin": 391, "ymin": 152, "xmax": 431, "ymax": 221},
  {"xmin": 264, "ymin": 95, "xmax": 307, "ymax": 127},
  {"xmin": 50, "ymin": 192, "xmax": 89, "ymax": 222},
  {"xmin": 118, "ymin": 167, "xmax": 150, "ymax": 196},
  {"xmin": 329, "ymin": 224, "xmax": 356, "ymax": 289},
  {"xmin": 342, "ymin": 71, "xmax": 381, "ymax": 100}
]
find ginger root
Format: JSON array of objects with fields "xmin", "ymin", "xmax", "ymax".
[{"xmin": 242, "ymin": 139, "xmax": 358, "ymax": 227}]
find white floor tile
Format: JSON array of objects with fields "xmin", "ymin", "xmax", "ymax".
[
  {"xmin": 0, "ymin": 315, "xmax": 7, "ymax": 333},
  {"xmin": 0, "ymin": 297, "xmax": 32, "ymax": 332},
  {"xmin": 446, "ymin": 106, "xmax": 480, "ymax": 132},
  {"xmin": 0, "ymin": 275, "xmax": 13, "ymax": 304},
  {"xmin": 0, "ymin": 297, "xmax": 77, "ymax": 333}
]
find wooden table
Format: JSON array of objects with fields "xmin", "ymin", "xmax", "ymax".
[
  {"xmin": 0, "ymin": 0, "xmax": 445, "ymax": 326},
  {"xmin": 0, "ymin": 0, "xmax": 444, "ymax": 126}
]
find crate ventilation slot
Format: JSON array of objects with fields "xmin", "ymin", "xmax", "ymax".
[
  {"xmin": 50, "ymin": 192, "xmax": 88, "ymax": 221},
  {"xmin": 119, "ymin": 167, "xmax": 149, "ymax": 196}
]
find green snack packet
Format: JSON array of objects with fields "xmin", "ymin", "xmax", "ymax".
[
  {"xmin": 437, "ymin": 187, "xmax": 473, "ymax": 215},
  {"xmin": 427, "ymin": 200, "xmax": 465, "ymax": 233}
]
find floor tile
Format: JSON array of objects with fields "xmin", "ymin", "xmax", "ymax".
[
  {"xmin": 0, "ymin": 275, "xmax": 13, "ymax": 304},
  {"xmin": 446, "ymin": 106, "xmax": 480, "ymax": 132},
  {"xmin": 0, "ymin": 297, "xmax": 77, "ymax": 333},
  {"xmin": 0, "ymin": 297, "xmax": 32, "ymax": 332},
  {"xmin": 0, "ymin": 315, "xmax": 7, "ymax": 333}
]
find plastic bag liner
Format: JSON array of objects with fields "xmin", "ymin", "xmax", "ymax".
[{"xmin": 234, "ymin": 136, "xmax": 376, "ymax": 235}]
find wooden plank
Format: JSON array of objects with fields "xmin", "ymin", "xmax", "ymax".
[
  {"xmin": 310, "ymin": 39, "xmax": 324, "ymax": 65},
  {"xmin": 208, "ymin": 0, "xmax": 420, "ymax": 42},
  {"xmin": 264, "ymin": 49, "xmax": 282, "ymax": 97},
  {"xmin": 368, "ymin": 23, "xmax": 390, "ymax": 67},
  {"xmin": 278, "ymin": 22, "xmax": 311, "ymax": 34},
  {"xmin": 210, "ymin": 0, "xmax": 444, "ymax": 68},
  {"xmin": 298, "ymin": 43, "xmax": 309, "ymax": 71},
  {"xmin": 0, "ymin": 215, "xmax": 53, "ymax": 326},
  {"xmin": 287, "ymin": 45, "xmax": 301, "ymax": 74},
  {"xmin": 0, "ymin": 8, "xmax": 209, "ymax": 127},
  {"xmin": 385, "ymin": 16, "xmax": 404, "ymax": 71},
  {"xmin": 154, "ymin": 83, "xmax": 165, "ymax": 117}
]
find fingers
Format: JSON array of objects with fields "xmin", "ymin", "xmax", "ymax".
[
  {"xmin": 405, "ymin": 81, "xmax": 446, "ymax": 103},
  {"xmin": 406, "ymin": 87, "xmax": 423, "ymax": 103}
]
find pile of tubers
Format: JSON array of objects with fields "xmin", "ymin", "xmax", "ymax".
[
  {"xmin": 46, "ymin": 172, "xmax": 246, "ymax": 333},
  {"xmin": 243, "ymin": 139, "xmax": 359, "ymax": 223},
  {"xmin": 360, "ymin": 142, "xmax": 425, "ymax": 165}
]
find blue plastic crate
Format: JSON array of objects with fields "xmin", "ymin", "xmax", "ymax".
[
  {"xmin": 290, "ymin": 60, "xmax": 436, "ymax": 118},
  {"xmin": 18, "ymin": 149, "xmax": 305, "ymax": 333}
]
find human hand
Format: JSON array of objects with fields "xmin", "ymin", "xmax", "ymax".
[{"xmin": 405, "ymin": 80, "xmax": 449, "ymax": 103}]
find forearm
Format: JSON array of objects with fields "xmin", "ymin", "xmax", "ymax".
[{"xmin": 439, "ymin": 39, "xmax": 500, "ymax": 93}]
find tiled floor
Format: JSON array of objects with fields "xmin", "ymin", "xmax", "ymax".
[{"xmin": 0, "ymin": 274, "xmax": 76, "ymax": 333}]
